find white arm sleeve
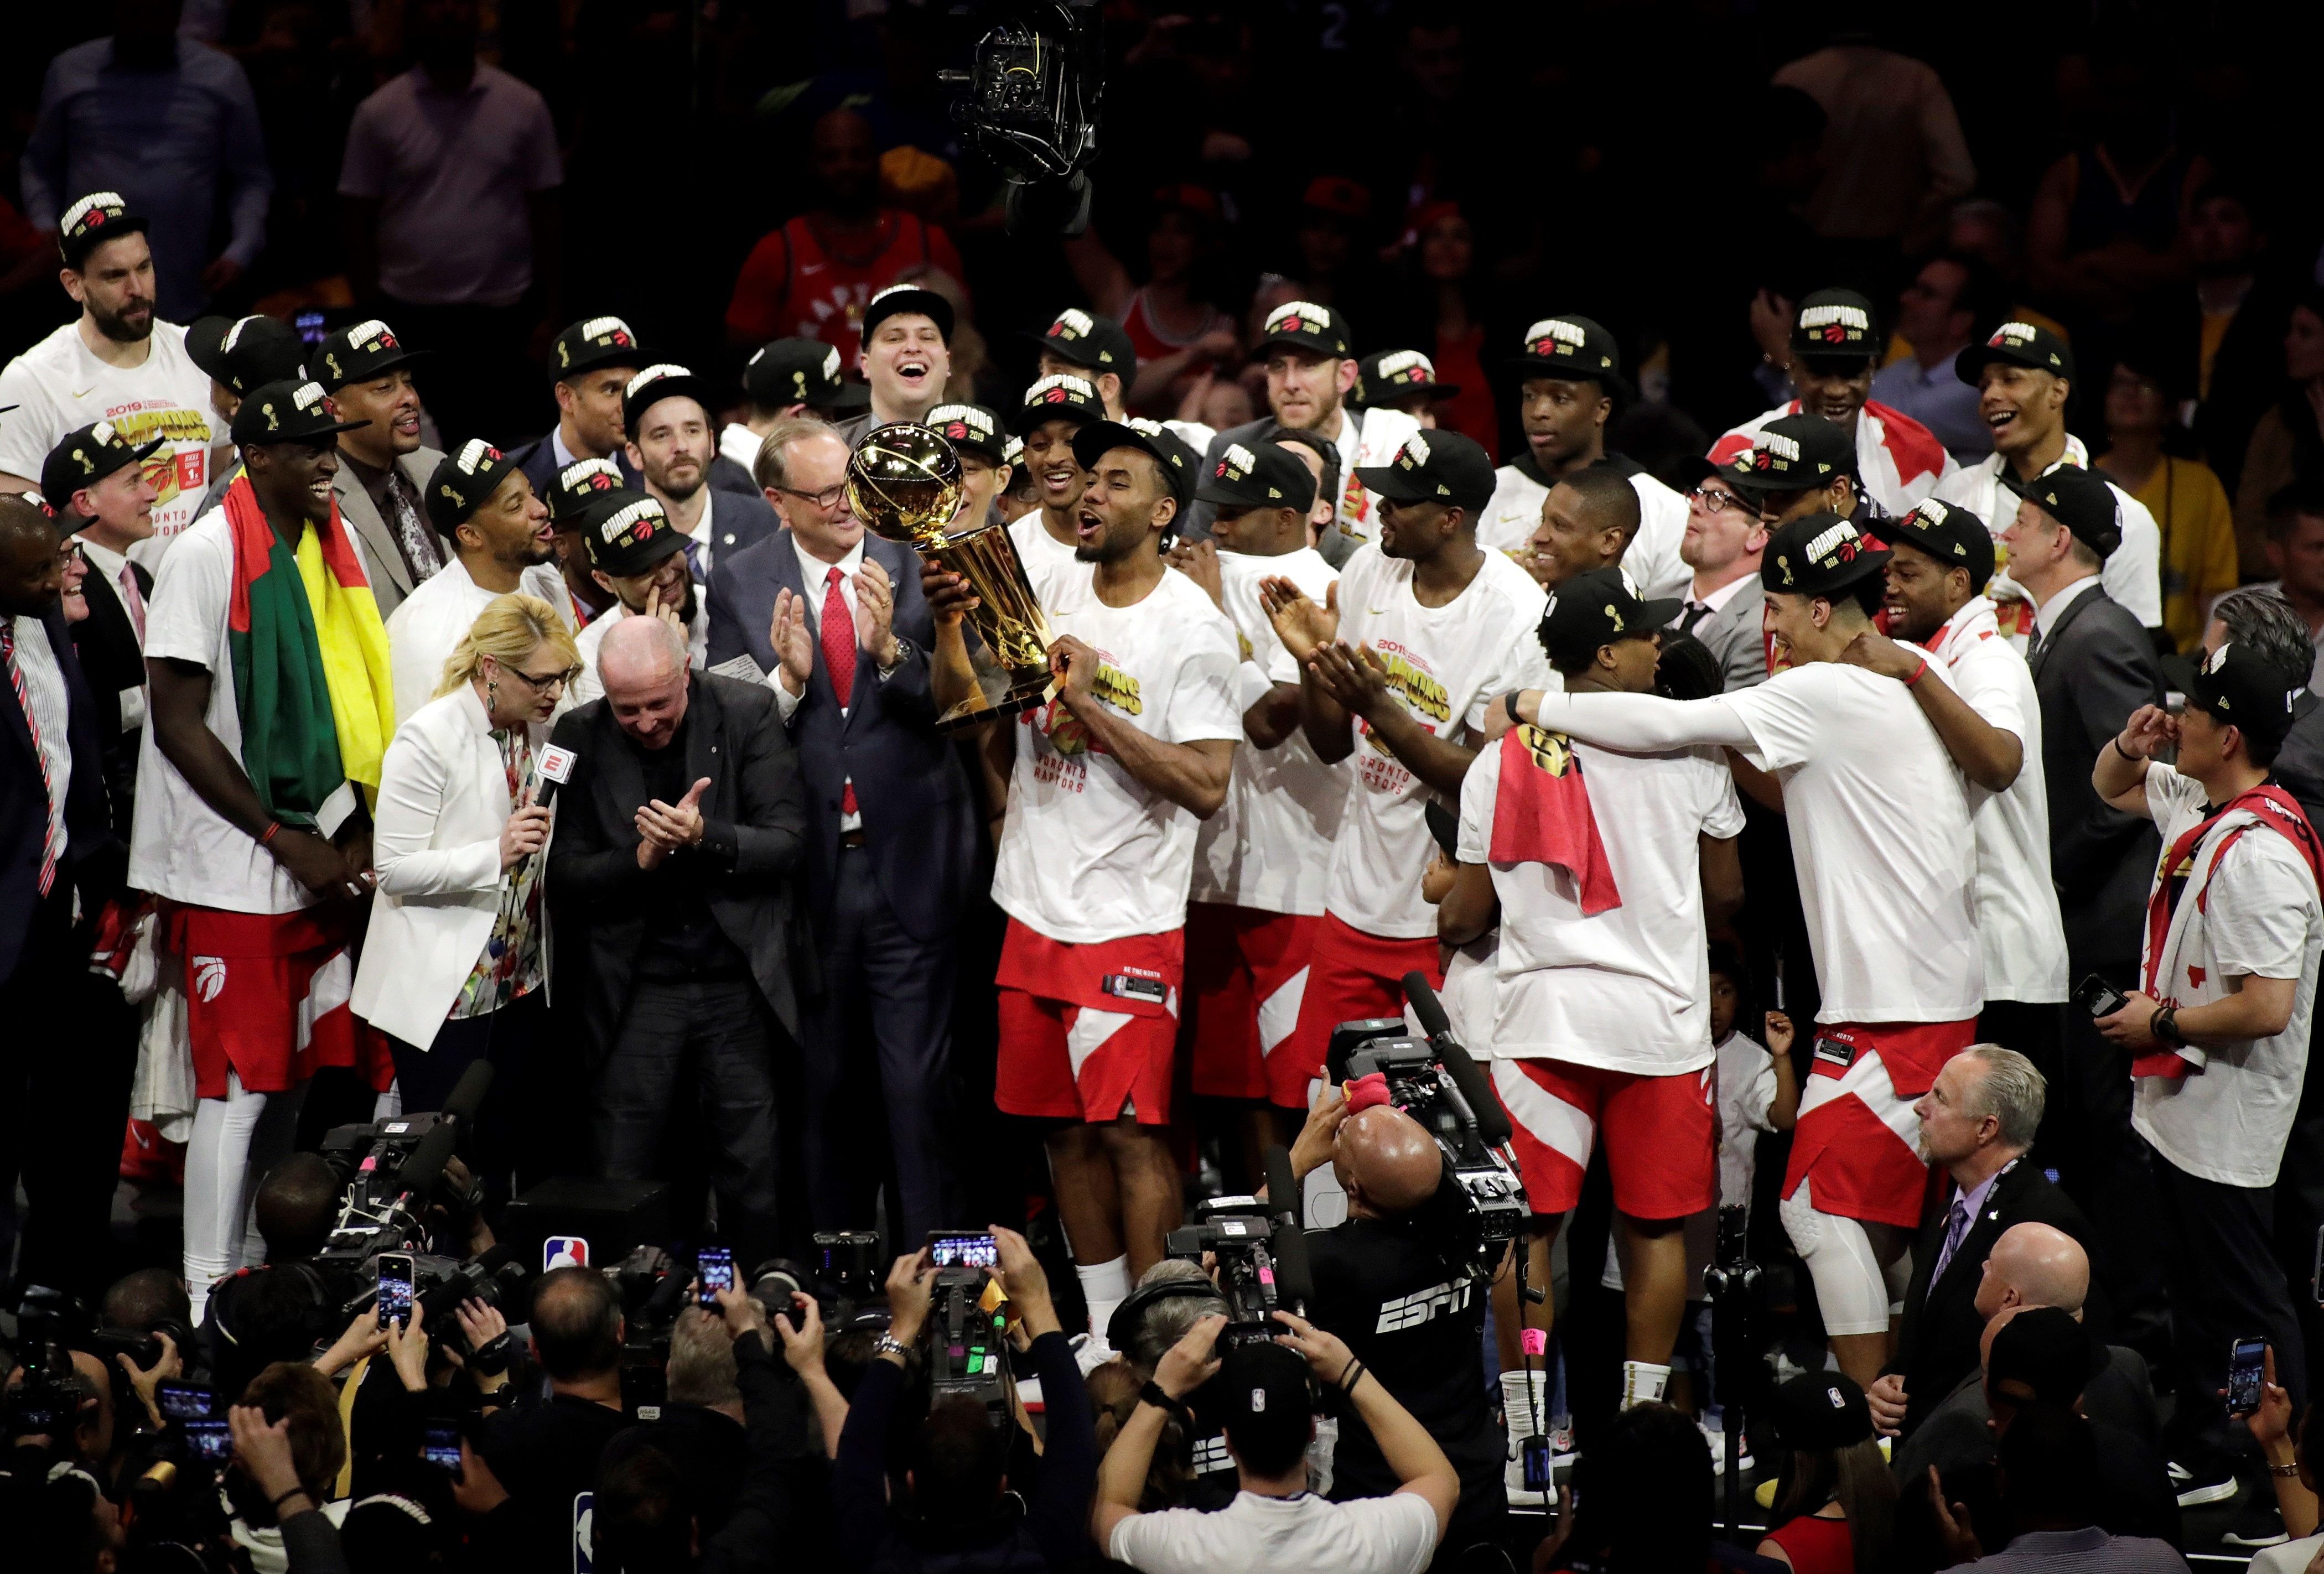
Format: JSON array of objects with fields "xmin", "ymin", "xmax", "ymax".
[{"xmin": 1531, "ymin": 690, "xmax": 1755, "ymax": 752}]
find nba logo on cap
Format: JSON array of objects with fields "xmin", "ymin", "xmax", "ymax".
[{"xmin": 544, "ymin": 1235, "xmax": 590, "ymax": 1270}]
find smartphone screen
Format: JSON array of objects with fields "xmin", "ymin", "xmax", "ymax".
[
  {"xmin": 928, "ymin": 1233, "xmax": 998, "ymax": 1270},
  {"xmin": 156, "ymin": 1381, "xmax": 216, "ymax": 1421},
  {"xmin": 423, "ymin": 1421, "xmax": 464, "ymax": 1473},
  {"xmin": 2228, "ymin": 1337, "xmax": 2269, "ymax": 1415},
  {"xmin": 377, "ymin": 1254, "xmax": 416, "ymax": 1329},
  {"xmin": 294, "ymin": 308, "xmax": 327, "ymax": 348},
  {"xmin": 697, "ymin": 1247, "xmax": 736, "ymax": 1309},
  {"xmin": 186, "ymin": 1418, "xmax": 234, "ymax": 1463}
]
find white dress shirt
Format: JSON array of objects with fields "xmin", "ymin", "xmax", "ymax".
[
  {"xmin": 75, "ymin": 534, "xmax": 149, "ymax": 733},
  {"xmin": 771, "ymin": 536, "xmax": 910, "ymax": 833}
]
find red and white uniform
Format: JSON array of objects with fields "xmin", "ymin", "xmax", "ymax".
[
  {"xmin": 991, "ymin": 564, "xmax": 1241, "ymax": 1124},
  {"xmin": 1929, "ymin": 437, "xmax": 2164, "ymax": 631},
  {"xmin": 1186, "ymin": 547, "xmax": 1350, "ymax": 1104},
  {"xmin": 1709, "ymin": 398, "xmax": 1957, "ymax": 518},
  {"xmin": 1464, "ymin": 728, "xmax": 1745, "ymax": 1219},
  {"xmin": 1280, "ymin": 544, "xmax": 1553, "ymax": 1099}
]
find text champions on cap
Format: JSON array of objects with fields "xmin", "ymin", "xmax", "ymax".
[
  {"xmin": 1524, "ymin": 318, "xmax": 1588, "ymax": 352},
  {"xmin": 559, "ymin": 457, "xmax": 624, "ymax": 491},
  {"xmin": 625, "ymin": 363, "xmax": 693, "ymax": 398},
  {"xmin": 1024, "ymin": 372, "xmax": 1094, "ymax": 406},
  {"xmin": 60, "ymin": 192, "xmax": 127, "ymax": 232},
  {"xmin": 599, "ymin": 496, "xmax": 667, "ymax": 544}
]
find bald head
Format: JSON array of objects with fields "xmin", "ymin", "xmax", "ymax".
[
  {"xmin": 1332, "ymin": 1105, "xmax": 1444, "ymax": 1218},
  {"xmin": 599, "ymin": 614, "xmax": 691, "ymax": 750},
  {"xmin": 1973, "ymin": 1221, "xmax": 2089, "ymax": 1323}
]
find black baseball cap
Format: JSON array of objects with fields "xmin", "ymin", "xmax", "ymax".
[
  {"xmin": 1766, "ymin": 1372, "xmax": 1873, "ymax": 1452},
  {"xmin": 1196, "ymin": 438, "xmax": 1317, "ymax": 512},
  {"xmin": 1072, "ymin": 418, "xmax": 1199, "ymax": 509},
  {"xmin": 313, "ymin": 318, "xmax": 427, "ymax": 392},
  {"xmin": 1789, "ymin": 288, "xmax": 1880, "ymax": 362},
  {"xmin": 1028, "ymin": 308, "xmax": 1135, "ymax": 375},
  {"xmin": 743, "ymin": 338, "xmax": 845, "ymax": 409},
  {"xmin": 550, "ymin": 315, "xmax": 647, "ymax": 382},
  {"xmin": 1761, "ymin": 511, "xmax": 1890, "ymax": 598},
  {"xmin": 622, "ymin": 364, "xmax": 715, "ymax": 435},
  {"xmin": 424, "ymin": 439, "xmax": 525, "ymax": 537},
  {"xmin": 186, "ymin": 315, "xmax": 308, "ymax": 397},
  {"xmin": 1011, "ymin": 373, "xmax": 1106, "ymax": 434},
  {"xmin": 58, "ymin": 191, "xmax": 146, "ymax": 268},
  {"xmin": 1886, "ymin": 496, "xmax": 1995, "ymax": 590},
  {"xmin": 1958, "ymin": 320, "xmax": 2076, "ymax": 388},
  {"xmin": 1510, "ymin": 314, "xmax": 1622, "ymax": 385},
  {"xmin": 1986, "ymin": 1308, "xmax": 2108, "ymax": 1407},
  {"xmin": 1356, "ymin": 429, "xmax": 1496, "ymax": 515},
  {"xmin": 926, "ymin": 403, "xmax": 1010, "ymax": 464},
  {"xmin": 1538, "ymin": 567, "xmax": 1682, "ymax": 667},
  {"xmin": 1253, "ymin": 299, "xmax": 1352, "ymax": 361},
  {"xmin": 2005, "ymin": 465, "xmax": 2121, "ymax": 559},
  {"xmin": 861, "ymin": 282, "xmax": 954, "ymax": 345},
  {"xmin": 583, "ymin": 491, "xmax": 688, "ymax": 578},
  {"xmin": 40, "ymin": 422, "xmax": 163, "ymax": 518},
  {"xmin": 1724, "ymin": 413, "xmax": 1855, "ymax": 499},
  {"xmin": 2187, "ymin": 639, "xmax": 2301, "ymax": 747},
  {"xmin": 1357, "ymin": 349, "xmax": 1459, "ymax": 408},
  {"xmin": 231, "ymin": 379, "xmax": 372, "ymax": 446},
  {"xmin": 1211, "ymin": 1343, "xmax": 1312, "ymax": 1466},
  {"xmin": 549, "ymin": 456, "xmax": 629, "ymax": 523}
]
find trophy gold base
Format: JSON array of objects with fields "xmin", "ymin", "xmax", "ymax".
[
  {"xmin": 935, "ymin": 662, "xmax": 1057, "ymax": 732},
  {"xmin": 927, "ymin": 517, "xmax": 1056, "ymax": 733}
]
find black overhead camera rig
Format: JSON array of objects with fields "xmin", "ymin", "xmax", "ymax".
[{"xmin": 941, "ymin": 0, "xmax": 1104, "ymax": 235}]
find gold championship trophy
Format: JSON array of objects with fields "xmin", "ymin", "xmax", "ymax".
[{"xmin": 847, "ymin": 423, "xmax": 1056, "ymax": 730}]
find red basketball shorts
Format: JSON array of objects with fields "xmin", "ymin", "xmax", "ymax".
[
  {"xmin": 1184, "ymin": 902, "xmax": 1322, "ymax": 1105},
  {"xmin": 1781, "ymin": 1017, "xmax": 1979, "ymax": 1229},
  {"xmin": 1493, "ymin": 1057, "xmax": 1718, "ymax": 1220},
  {"xmin": 995, "ymin": 919, "xmax": 1182, "ymax": 1126},
  {"xmin": 1278, "ymin": 911, "xmax": 1441, "ymax": 1111}
]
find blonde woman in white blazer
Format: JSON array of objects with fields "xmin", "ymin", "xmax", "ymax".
[{"xmin": 352, "ymin": 593, "xmax": 579, "ymax": 1197}]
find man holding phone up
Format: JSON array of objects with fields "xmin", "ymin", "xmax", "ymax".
[{"xmin": 2092, "ymin": 642, "xmax": 2324, "ymax": 1500}]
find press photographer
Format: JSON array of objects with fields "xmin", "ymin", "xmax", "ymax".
[{"xmin": 473, "ymin": 1265, "xmax": 632, "ymax": 1573}]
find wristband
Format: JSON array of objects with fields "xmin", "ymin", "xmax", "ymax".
[
  {"xmin": 2151, "ymin": 1006, "xmax": 2185, "ymax": 1047},
  {"xmin": 271, "ymin": 1487, "xmax": 312, "ymax": 1515},
  {"xmin": 1503, "ymin": 691, "xmax": 1523, "ymax": 726},
  {"xmin": 1139, "ymin": 1380, "xmax": 1187, "ymax": 1417},
  {"xmin": 261, "ymin": 820, "xmax": 283, "ymax": 845},
  {"xmin": 1903, "ymin": 658, "xmax": 1929, "ymax": 689},
  {"xmin": 1338, "ymin": 1358, "xmax": 1366, "ymax": 1395},
  {"xmin": 465, "ymin": 1330, "xmax": 514, "ymax": 1376},
  {"xmin": 2109, "ymin": 735, "xmax": 2136, "ymax": 762},
  {"xmin": 2272, "ymin": 1462, "xmax": 2302, "ymax": 1478}
]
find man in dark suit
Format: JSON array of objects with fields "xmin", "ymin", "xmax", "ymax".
[
  {"xmin": 547, "ymin": 614, "xmax": 807, "ymax": 1269},
  {"xmin": 0, "ymin": 495, "xmax": 128, "ymax": 1295},
  {"xmin": 314, "ymin": 319, "xmax": 448, "ymax": 619},
  {"xmin": 44, "ymin": 422, "xmax": 158, "ymax": 834},
  {"xmin": 2003, "ymin": 465, "xmax": 2167, "ymax": 1360},
  {"xmin": 622, "ymin": 366, "xmax": 780, "ymax": 590},
  {"xmin": 706, "ymin": 417, "xmax": 977, "ymax": 1245},
  {"xmin": 1870, "ymin": 1045, "xmax": 2100, "ymax": 1439},
  {"xmin": 509, "ymin": 317, "xmax": 769, "ymax": 505}
]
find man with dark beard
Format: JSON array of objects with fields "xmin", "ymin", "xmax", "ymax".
[{"xmin": 620, "ymin": 365, "xmax": 780, "ymax": 589}]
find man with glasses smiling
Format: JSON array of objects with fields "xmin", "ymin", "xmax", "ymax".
[{"xmin": 1674, "ymin": 463, "xmax": 1770, "ymax": 692}]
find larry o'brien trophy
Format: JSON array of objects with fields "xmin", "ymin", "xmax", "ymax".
[{"xmin": 847, "ymin": 422, "xmax": 1056, "ymax": 730}]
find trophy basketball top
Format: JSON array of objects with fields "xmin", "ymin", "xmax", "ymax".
[{"xmin": 847, "ymin": 423, "xmax": 965, "ymax": 549}]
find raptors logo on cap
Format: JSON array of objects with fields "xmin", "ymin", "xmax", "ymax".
[
  {"xmin": 1804, "ymin": 518, "xmax": 1864, "ymax": 565},
  {"xmin": 1050, "ymin": 308, "xmax": 1093, "ymax": 340},
  {"xmin": 454, "ymin": 438, "xmax": 503, "ymax": 474},
  {"xmin": 559, "ymin": 458, "xmax": 622, "ymax": 494}
]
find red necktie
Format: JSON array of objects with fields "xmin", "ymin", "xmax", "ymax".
[
  {"xmin": 821, "ymin": 567, "xmax": 859, "ymax": 815},
  {"xmin": 118, "ymin": 563, "xmax": 148, "ymax": 645}
]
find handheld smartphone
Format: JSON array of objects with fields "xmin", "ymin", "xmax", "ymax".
[
  {"xmin": 423, "ymin": 1420, "xmax": 465, "ymax": 1473},
  {"xmin": 697, "ymin": 1246, "xmax": 736, "ymax": 1309},
  {"xmin": 186, "ymin": 1418, "xmax": 234, "ymax": 1463},
  {"xmin": 2071, "ymin": 973, "xmax": 2129, "ymax": 1020},
  {"xmin": 2228, "ymin": 1336, "xmax": 2269, "ymax": 1416},
  {"xmin": 376, "ymin": 1253, "xmax": 416, "ymax": 1329},
  {"xmin": 155, "ymin": 1380, "xmax": 217, "ymax": 1422},
  {"xmin": 928, "ymin": 1232, "xmax": 999, "ymax": 1270},
  {"xmin": 1521, "ymin": 1435, "xmax": 1553, "ymax": 1492}
]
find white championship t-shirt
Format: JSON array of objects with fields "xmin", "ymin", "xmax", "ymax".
[
  {"xmin": 2132, "ymin": 765, "xmax": 2324, "ymax": 1188},
  {"xmin": 1458, "ymin": 725, "xmax": 1745, "ymax": 1072},
  {"xmin": 991, "ymin": 564, "xmax": 1242, "ymax": 944},
  {"xmin": 1010, "ymin": 511, "xmax": 1083, "ymax": 602},
  {"xmin": 1476, "ymin": 460, "xmax": 1691, "ymax": 600},
  {"xmin": 1918, "ymin": 597, "xmax": 2069, "ymax": 1004},
  {"xmin": 1724, "ymin": 661, "xmax": 1984, "ymax": 1023},
  {"xmin": 1191, "ymin": 546, "xmax": 1350, "ymax": 915},
  {"xmin": 1322, "ymin": 544, "xmax": 1553, "ymax": 940},
  {"xmin": 1109, "ymin": 1489, "xmax": 1438, "ymax": 1574},
  {"xmin": 0, "ymin": 320, "xmax": 218, "ymax": 555}
]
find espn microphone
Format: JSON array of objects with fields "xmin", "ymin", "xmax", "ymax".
[
  {"xmin": 534, "ymin": 743, "xmax": 578, "ymax": 809},
  {"xmin": 1402, "ymin": 970, "xmax": 1513, "ymax": 1149}
]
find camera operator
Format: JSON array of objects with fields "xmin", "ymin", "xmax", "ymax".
[
  {"xmin": 1286, "ymin": 1087, "xmax": 1508, "ymax": 1564},
  {"xmin": 474, "ymin": 1265, "xmax": 632, "ymax": 1573},
  {"xmin": 834, "ymin": 1227, "xmax": 1097, "ymax": 1571},
  {"xmin": 1095, "ymin": 1311, "xmax": 1456, "ymax": 1574},
  {"xmin": 1107, "ymin": 1260, "xmax": 1236, "ymax": 1507}
]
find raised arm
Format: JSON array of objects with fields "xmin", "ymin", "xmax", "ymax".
[
  {"xmin": 2093, "ymin": 704, "xmax": 2174, "ymax": 818},
  {"xmin": 1273, "ymin": 1311, "xmax": 1457, "ymax": 1537}
]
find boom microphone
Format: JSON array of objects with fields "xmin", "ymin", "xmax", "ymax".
[
  {"xmin": 397, "ymin": 1061, "xmax": 495, "ymax": 1203},
  {"xmin": 1402, "ymin": 972, "xmax": 1513, "ymax": 1148}
]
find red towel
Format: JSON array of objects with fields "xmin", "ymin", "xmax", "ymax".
[{"xmin": 1488, "ymin": 724, "xmax": 1622, "ymax": 915}]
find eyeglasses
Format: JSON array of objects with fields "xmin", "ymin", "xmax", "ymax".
[
  {"xmin": 504, "ymin": 664, "xmax": 581, "ymax": 690},
  {"xmin": 1689, "ymin": 487, "xmax": 1755, "ymax": 515},
  {"xmin": 774, "ymin": 482, "xmax": 849, "ymax": 512}
]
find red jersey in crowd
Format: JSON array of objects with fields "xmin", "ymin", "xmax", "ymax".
[{"xmin": 724, "ymin": 210, "xmax": 965, "ymax": 365}]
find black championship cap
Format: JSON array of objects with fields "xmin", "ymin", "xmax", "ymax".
[
  {"xmin": 1357, "ymin": 349, "xmax": 1459, "ymax": 408},
  {"xmin": 1212, "ymin": 1343, "xmax": 1312, "ymax": 1459},
  {"xmin": 2006, "ymin": 464, "xmax": 2121, "ymax": 559},
  {"xmin": 231, "ymin": 379, "xmax": 372, "ymax": 446},
  {"xmin": 1762, "ymin": 511, "xmax": 1890, "ymax": 597},
  {"xmin": 313, "ymin": 318, "xmax": 426, "ymax": 392},
  {"xmin": 58, "ymin": 191, "xmax": 146, "ymax": 268},
  {"xmin": 550, "ymin": 315, "xmax": 646, "ymax": 382},
  {"xmin": 424, "ymin": 439, "xmax": 523, "ymax": 536},
  {"xmin": 743, "ymin": 338, "xmax": 845, "ymax": 409},
  {"xmin": 1254, "ymin": 299, "xmax": 1352, "ymax": 360},
  {"xmin": 1986, "ymin": 1307, "xmax": 2108, "ymax": 1407},
  {"xmin": 1510, "ymin": 314, "xmax": 1621, "ymax": 383},
  {"xmin": 1766, "ymin": 1372, "xmax": 1873, "ymax": 1452},
  {"xmin": 861, "ymin": 282, "xmax": 955, "ymax": 344},
  {"xmin": 1790, "ymin": 288, "xmax": 1880, "ymax": 362},
  {"xmin": 1355, "ymin": 429, "xmax": 1496, "ymax": 514},
  {"xmin": 1538, "ymin": 566, "xmax": 1683, "ymax": 667},
  {"xmin": 1958, "ymin": 319, "xmax": 2076, "ymax": 388},
  {"xmin": 1029, "ymin": 308, "xmax": 1136, "ymax": 375},
  {"xmin": 1723, "ymin": 412, "xmax": 1854, "ymax": 498},
  {"xmin": 1072, "ymin": 418, "xmax": 1200, "ymax": 509},
  {"xmin": 1196, "ymin": 437, "xmax": 1317, "ymax": 512},
  {"xmin": 622, "ymin": 363, "xmax": 716, "ymax": 434},
  {"xmin": 40, "ymin": 421, "xmax": 163, "ymax": 517},
  {"xmin": 187, "ymin": 315, "xmax": 308, "ymax": 397},
  {"xmin": 1886, "ymin": 496, "xmax": 1995, "ymax": 589},
  {"xmin": 2188, "ymin": 640, "xmax": 2301, "ymax": 747},
  {"xmin": 549, "ymin": 456, "xmax": 629, "ymax": 523},
  {"xmin": 926, "ymin": 403, "xmax": 1010, "ymax": 464},
  {"xmin": 1011, "ymin": 372, "xmax": 1106, "ymax": 434},
  {"xmin": 584, "ymin": 491, "xmax": 687, "ymax": 578}
]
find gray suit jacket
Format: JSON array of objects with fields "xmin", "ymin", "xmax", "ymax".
[
  {"xmin": 1684, "ymin": 580, "xmax": 1768, "ymax": 691},
  {"xmin": 331, "ymin": 446, "xmax": 445, "ymax": 620}
]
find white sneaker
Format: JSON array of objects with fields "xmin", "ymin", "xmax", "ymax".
[
  {"xmin": 1071, "ymin": 1332, "xmax": 1119, "ymax": 1376},
  {"xmin": 1701, "ymin": 1419, "xmax": 1754, "ymax": 1476}
]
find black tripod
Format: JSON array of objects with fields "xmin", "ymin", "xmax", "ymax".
[{"xmin": 1702, "ymin": 1203, "xmax": 1762, "ymax": 1539}]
